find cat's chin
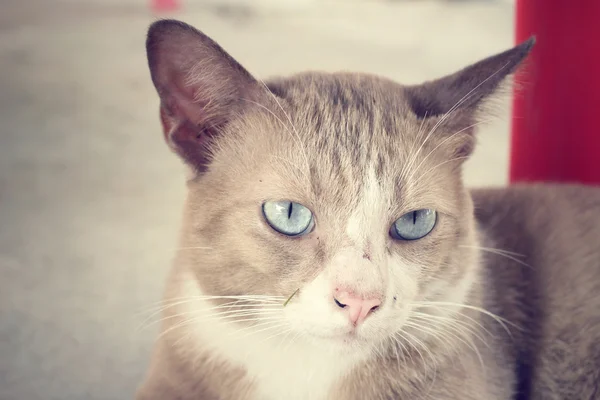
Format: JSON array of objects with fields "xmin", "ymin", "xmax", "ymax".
[{"xmin": 301, "ymin": 330, "xmax": 378, "ymax": 354}]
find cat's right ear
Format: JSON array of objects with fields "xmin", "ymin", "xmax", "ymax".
[{"xmin": 146, "ymin": 20, "xmax": 263, "ymax": 172}]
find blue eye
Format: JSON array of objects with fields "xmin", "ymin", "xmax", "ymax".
[
  {"xmin": 262, "ymin": 201, "xmax": 314, "ymax": 237},
  {"xmin": 390, "ymin": 209, "xmax": 437, "ymax": 240}
]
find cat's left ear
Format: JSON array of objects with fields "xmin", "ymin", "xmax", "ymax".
[{"xmin": 405, "ymin": 38, "xmax": 535, "ymax": 154}]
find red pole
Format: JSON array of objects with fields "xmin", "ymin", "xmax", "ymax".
[
  {"xmin": 150, "ymin": 0, "xmax": 180, "ymax": 13},
  {"xmin": 510, "ymin": 1, "xmax": 600, "ymax": 185}
]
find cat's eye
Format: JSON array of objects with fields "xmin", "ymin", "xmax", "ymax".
[
  {"xmin": 262, "ymin": 201, "xmax": 314, "ymax": 237},
  {"xmin": 390, "ymin": 209, "xmax": 437, "ymax": 240}
]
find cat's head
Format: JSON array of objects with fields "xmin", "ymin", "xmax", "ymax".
[{"xmin": 146, "ymin": 20, "xmax": 533, "ymax": 354}]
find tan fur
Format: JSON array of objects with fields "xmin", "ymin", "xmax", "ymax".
[{"xmin": 138, "ymin": 20, "xmax": 600, "ymax": 400}]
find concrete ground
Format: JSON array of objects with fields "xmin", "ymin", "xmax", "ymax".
[{"xmin": 0, "ymin": 0, "xmax": 514, "ymax": 399}]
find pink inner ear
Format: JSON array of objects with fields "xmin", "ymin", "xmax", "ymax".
[
  {"xmin": 159, "ymin": 64, "xmax": 241, "ymax": 136},
  {"xmin": 154, "ymin": 67, "xmax": 243, "ymax": 171},
  {"xmin": 159, "ymin": 104, "xmax": 214, "ymax": 171},
  {"xmin": 159, "ymin": 105, "xmax": 174, "ymax": 143}
]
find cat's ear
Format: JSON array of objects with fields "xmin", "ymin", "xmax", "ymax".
[
  {"xmin": 405, "ymin": 38, "xmax": 534, "ymax": 156},
  {"xmin": 146, "ymin": 19, "xmax": 263, "ymax": 172},
  {"xmin": 406, "ymin": 38, "xmax": 535, "ymax": 119}
]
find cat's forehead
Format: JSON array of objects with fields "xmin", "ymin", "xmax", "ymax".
[
  {"xmin": 264, "ymin": 73, "xmax": 446, "ymax": 199},
  {"xmin": 268, "ymin": 72, "xmax": 414, "ymax": 141},
  {"xmin": 270, "ymin": 75, "xmax": 412, "ymax": 165}
]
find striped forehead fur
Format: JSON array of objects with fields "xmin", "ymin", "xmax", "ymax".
[{"xmin": 261, "ymin": 72, "xmax": 461, "ymax": 215}]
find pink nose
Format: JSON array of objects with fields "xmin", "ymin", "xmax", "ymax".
[{"xmin": 333, "ymin": 289, "xmax": 382, "ymax": 326}]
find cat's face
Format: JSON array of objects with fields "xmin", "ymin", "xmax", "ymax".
[
  {"xmin": 179, "ymin": 75, "xmax": 477, "ymax": 352},
  {"xmin": 146, "ymin": 20, "xmax": 533, "ymax": 354}
]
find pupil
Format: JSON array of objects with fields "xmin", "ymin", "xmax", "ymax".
[
  {"xmin": 288, "ymin": 202, "xmax": 293, "ymax": 219},
  {"xmin": 412, "ymin": 211, "xmax": 417, "ymax": 224}
]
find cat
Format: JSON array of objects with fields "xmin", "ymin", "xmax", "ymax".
[{"xmin": 137, "ymin": 19, "xmax": 600, "ymax": 400}]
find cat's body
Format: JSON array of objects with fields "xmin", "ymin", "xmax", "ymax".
[
  {"xmin": 138, "ymin": 20, "xmax": 600, "ymax": 400},
  {"xmin": 473, "ymin": 185, "xmax": 600, "ymax": 400}
]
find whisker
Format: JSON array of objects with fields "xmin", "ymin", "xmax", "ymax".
[
  {"xmin": 240, "ymin": 98, "xmax": 295, "ymax": 139},
  {"xmin": 480, "ymin": 251, "xmax": 532, "ymax": 269},
  {"xmin": 413, "ymin": 301, "xmax": 518, "ymax": 336},
  {"xmin": 241, "ymin": 97, "xmax": 310, "ymax": 183},
  {"xmin": 139, "ymin": 299, "xmax": 283, "ymax": 318},
  {"xmin": 415, "ymin": 156, "xmax": 470, "ymax": 181},
  {"xmin": 138, "ymin": 309, "xmax": 284, "ymax": 332},
  {"xmin": 404, "ymin": 319, "xmax": 450, "ymax": 344},
  {"xmin": 372, "ymin": 339, "xmax": 385, "ymax": 361},
  {"xmin": 147, "ymin": 294, "xmax": 286, "ymax": 305},
  {"xmin": 140, "ymin": 295, "xmax": 285, "ymax": 312},
  {"xmin": 410, "ymin": 311, "xmax": 493, "ymax": 343},
  {"xmin": 279, "ymin": 329, "xmax": 296, "ymax": 352},
  {"xmin": 155, "ymin": 317, "xmax": 197, "ymax": 342},
  {"xmin": 406, "ymin": 320, "xmax": 485, "ymax": 372},
  {"xmin": 284, "ymin": 330, "xmax": 302, "ymax": 352},
  {"xmin": 406, "ymin": 118, "xmax": 496, "ymax": 184},
  {"xmin": 402, "ymin": 61, "xmax": 511, "ymax": 186},
  {"xmin": 408, "ymin": 316, "xmax": 487, "ymax": 352},
  {"xmin": 395, "ymin": 330, "xmax": 427, "ymax": 368},
  {"xmin": 228, "ymin": 316, "xmax": 283, "ymax": 325},
  {"xmin": 256, "ymin": 328, "xmax": 295, "ymax": 353},
  {"xmin": 269, "ymin": 155, "xmax": 310, "ymax": 181},
  {"xmin": 137, "ymin": 297, "xmax": 284, "ymax": 324},
  {"xmin": 233, "ymin": 318, "xmax": 281, "ymax": 334},
  {"xmin": 459, "ymin": 245, "xmax": 532, "ymax": 269},
  {"xmin": 458, "ymin": 245, "xmax": 525, "ymax": 257},
  {"xmin": 406, "ymin": 329, "xmax": 436, "ymax": 367},
  {"xmin": 399, "ymin": 111, "xmax": 429, "ymax": 183},
  {"xmin": 234, "ymin": 321, "xmax": 288, "ymax": 341},
  {"xmin": 390, "ymin": 336, "xmax": 408, "ymax": 367},
  {"xmin": 274, "ymin": 328, "xmax": 294, "ymax": 351},
  {"xmin": 173, "ymin": 246, "xmax": 212, "ymax": 251},
  {"xmin": 255, "ymin": 80, "xmax": 311, "ymax": 171},
  {"xmin": 264, "ymin": 327, "xmax": 294, "ymax": 344}
]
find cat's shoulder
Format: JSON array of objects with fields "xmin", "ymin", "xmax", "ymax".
[
  {"xmin": 470, "ymin": 183, "xmax": 600, "ymax": 215},
  {"xmin": 469, "ymin": 183, "xmax": 600, "ymax": 244}
]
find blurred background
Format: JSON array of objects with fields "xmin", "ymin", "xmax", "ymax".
[{"xmin": 1, "ymin": 0, "xmax": 516, "ymax": 399}]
